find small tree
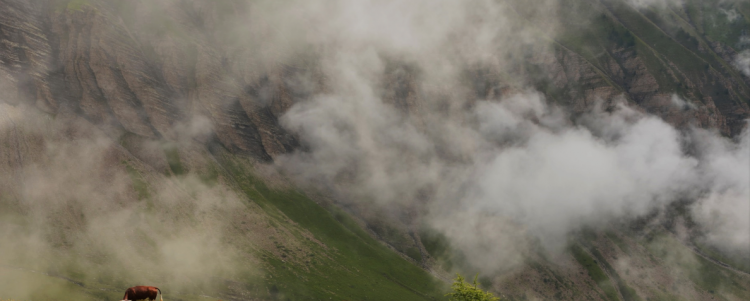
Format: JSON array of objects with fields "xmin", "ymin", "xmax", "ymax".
[{"xmin": 446, "ymin": 273, "xmax": 501, "ymax": 301}]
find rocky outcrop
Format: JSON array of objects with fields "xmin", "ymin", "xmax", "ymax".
[
  {"xmin": 0, "ymin": 1, "xmax": 59, "ymax": 112},
  {"xmin": 0, "ymin": 0, "xmax": 748, "ymax": 163},
  {"xmin": 1, "ymin": 1, "xmax": 300, "ymax": 162}
]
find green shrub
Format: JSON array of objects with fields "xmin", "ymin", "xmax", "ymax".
[{"xmin": 446, "ymin": 274, "xmax": 500, "ymax": 301}]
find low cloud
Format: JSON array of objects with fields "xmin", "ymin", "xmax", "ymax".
[
  {"xmin": 736, "ymin": 50, "xmax": 750, "ymax": 77},
  {"xmin": 243, "ymin": 0, "xmax": 750, "ymax": 274},
  {"xmin": 720, "ymin": 8, "xmax": 741, "ymax": 22},
  {"xmin": 671, "ymin": 94, "xmax": 697, "ymax": 110},
  {"xmin": 690, "ymin": 127, "xmax": 750, "ymax": 255},
  {"xmin": 625, "ymin": 0, "xmax": 684, "ymax": 9},
  {"xmin": 0, "ymin": 103, "xmax": 255, "ymax": 299},
  {"xmin": 279, "ymin": 86, "xmax": 748, "ymax": 272}
]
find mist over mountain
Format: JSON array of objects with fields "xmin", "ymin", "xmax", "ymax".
[{"xmin": 1, "ymin": 0, "xmax": 749, "ymax": 300}]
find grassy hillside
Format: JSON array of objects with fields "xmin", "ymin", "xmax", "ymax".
[
  {"xmin": 217, "ymin": 153, "xmax": 447, "ymax": 300},
  {"xmin": 0, "ymin": 138, "xmax": 448, "ymax": 301},
  {"xmin": 2, "ymin": 102, "xmax": 749, "ymax": 301}
]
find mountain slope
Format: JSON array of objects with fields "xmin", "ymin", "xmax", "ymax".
[
  {"xmin": 1, "ymin": 1, "xmax": 749, "ymax": 301},
  {"xmin": 0, "ymin": 103, "xmax": 447, "ymax": 300}
]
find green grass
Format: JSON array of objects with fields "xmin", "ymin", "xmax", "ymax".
[
  {"xmin": 0, "ymin": 268, "xmax": 101, "ymax": 301},
  {"xmin": 605, "ymin": 232, "xmax": 631, "ymax": 255},
  {"xmin": 570, "ymin": 244, "xmax": 620, "ymax": 301},
  {"xmin": 604, "ymin": 1, "xmax": 709, "ymax": 73},
  {"xmin": 554, "ymin": 4, "xmax": 638, "ymax": 99},
  {"xmin": 687, "ymin": 253, "xmax": 750, "ymax": 298},
  {"xmin": 687, "ymin": 1, "xmax": 750, "ymax": 48},
  {"xmin": 420, "ymin": 228, "xmax": 451, "ymax": 259},
  {"xmin": 643, "ymin": 4, "xmax": 750, "ymax": 95},
  {"xmin": 220, "ymin": 154, "xmax": 447, "ymax": 300},
  {"xmin": 526, "ymin": 259, "xmax": 569, "ymax": 292},
  {"xmin": 551, "ymin": 0, "xmax": 750, "ymax": 112},
  {"xmin": 589, "ymin": 248, "xmax": 642, "ymax": 301},
  {"xmin": 419, "ymin": 228, "xmax": 459, "ymax": 272},
  {"xmin": 0, "ymin": 268, "xmax": 221, "ymax": 301},
  {"xmin": 692, "ymin": 241, "xmax": 750, "ymax": 274},
  {"xmin": 198, "ymin": 163, "xmax": 220, "ymax": 186},
  {"xmin": 163, "ymin": 144, "xmax": 186, "ymax": 176},
  {"xmin": 632, "ymin": 38, "xmax": 684, "ymax": 95},
  {"xmin": 123, "ymin": 161, "xmax": 150, "ymax": 200},
  {"xmin": 366, "ymin": 215, "xmax": 422, "ymax": 261},
  {"xmin": 645, "ymin": 234, "xmax": 750, "ymax": 300},
  {"xmin": 605, "ymin": 0, "xmax": 750, "ymax": 103},
  {"xmin": 65, "ymin": 0, "xmax": 88, "ymax": 12}
]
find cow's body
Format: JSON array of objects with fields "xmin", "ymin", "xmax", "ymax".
[{"xmin": 122, "ymin": 286, "xmax": 162, "ymax": 301}]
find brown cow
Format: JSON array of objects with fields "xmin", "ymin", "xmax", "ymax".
[{"xmin": 122, "ymin": 286, "xmax": 163, "ymax": 301}]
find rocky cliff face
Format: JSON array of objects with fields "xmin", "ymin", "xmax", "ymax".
[
  {"xmin": 1, "ymin": 0, "xmax": 304, "ymax": 163},
  {"xmin": 1, "ymin": 1, "xmax": 748, "ymax": 167}
]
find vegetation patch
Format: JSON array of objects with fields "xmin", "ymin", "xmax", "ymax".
[
  {"xmin": 590, "ymin": 248, "xmax": 642, "ymax": 301},
  {"xmin": 571, "ymin": 244, "xmax": 619, "ymax": 301},
  {"xmin": 65, "ymin": 0, "xmax": 89, "ymax": 12},
  {"xmin": 123, "ymin": 161, "xmax": 149, "ymax": 200},
  {"xmin": 220, "ymin": 154, "xmax": 447, "ymax": 300},
  {"xmin": 645, "ymin": 234, "xmax": 750, "ymax": 300},
  {"xmin": 446, "ymin": 274, "xmax": 501, "ymax": 301},
  {"xmin": 163, "ymin": 144, "xmax": 185, "ymax": 176}
]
